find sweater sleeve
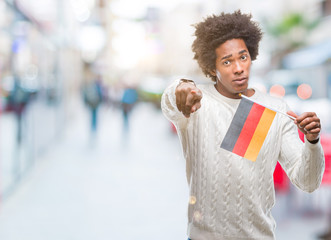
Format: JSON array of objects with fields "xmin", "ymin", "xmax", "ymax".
[
  {"xmin": 278, "ymin": 105, "xmax": 325, "ymax": 193},
  {"xmin": 161, "ymin": 79, "xmax": 189, "ymax": 127}
]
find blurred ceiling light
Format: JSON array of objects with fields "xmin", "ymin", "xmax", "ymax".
[
  {"xmin": 269, "ymin": 84, "xmax": 285, "ymax": 98},
  {"xmin": 297, "ymin": 83, "xmax": 312, "ymax": 100},
  {"xmin": 79, "ymin": 25, "xmax": 106, "ymax": 52},
  {"xmin": 111, "ymin": 20, "xmax": 147, "ymax": 69},
  {"xmin": 78, "ymin": 25, "xmax": 105, "ymax": 62}
]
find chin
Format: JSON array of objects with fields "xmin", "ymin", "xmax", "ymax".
[{"xmin": 235, "ymin": 86, "xmax": 248, "ymax": 93}]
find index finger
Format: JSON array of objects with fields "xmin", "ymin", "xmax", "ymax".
[
  {"xmin": 187, "ymin": 90, "xmax": 202, "ymax": 104},
  {"xmin": 296, "ymin": 112, "xmax": 316, "ymax": 123}
]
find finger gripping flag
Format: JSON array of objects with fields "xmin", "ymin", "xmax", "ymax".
[{"xmin": 220, "ymin": 97, "xmax": 276, "ymax": 162}]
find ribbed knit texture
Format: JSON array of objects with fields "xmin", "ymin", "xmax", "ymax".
[{"xmin": 161, "ymin": 81, "xmax": 325, "ymax": 240}]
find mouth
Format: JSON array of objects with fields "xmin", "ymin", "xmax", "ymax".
[{"xmin": 233, "ymin": 77, "xmax": 248, "ymax": 85}]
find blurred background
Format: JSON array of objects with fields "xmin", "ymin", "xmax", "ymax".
[{"xmin": 0, "ymin": 0, "xmax": 331, "ymax": 239}]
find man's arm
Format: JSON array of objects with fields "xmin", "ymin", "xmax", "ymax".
[{"xmin": 279, "ymin": 110, "xmax": 325, "ymax": 193}]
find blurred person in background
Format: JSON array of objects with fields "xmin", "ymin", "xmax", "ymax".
[
  {"xmin": 121, "ymin": 85, "xmax": 138, "ymax": 131},
  {"xmin": 161, "ymin": 10, "xmax": 325, "ymax": 240},
  {"xmin": 6, "ymin": 76, "xmax": 33, "ymax": 144},
  {"xmin": 82, "ymin": 72, "xmax": 104, "ymax": 138}
]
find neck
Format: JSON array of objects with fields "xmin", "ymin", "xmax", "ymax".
[
  {"xmin": 241, "ymin": 88, "xmax": 255, "ymax": 97},
  {"xmin": 213, "ymin": 83, "xmax": 255, "ymax": 99}
]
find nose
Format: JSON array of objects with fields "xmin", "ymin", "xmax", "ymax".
[{"xmin": 233, "ymin": 61, "xmax": 244, "ymax": 75}]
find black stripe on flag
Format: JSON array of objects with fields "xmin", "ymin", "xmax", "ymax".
[{"xmin": 220, "ymin": 98, "xmax": 254, "ymax": 151}]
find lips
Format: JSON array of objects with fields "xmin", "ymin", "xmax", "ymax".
[{"xmin": 233, "ymin": 77, "xmax": 248, "ymax": 84}]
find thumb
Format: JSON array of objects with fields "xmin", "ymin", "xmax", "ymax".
[{"xmin": 191, "ymin": 89, "xmax": 202, "ymax": 99}]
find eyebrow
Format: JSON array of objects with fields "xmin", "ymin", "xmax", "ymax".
[
  {"xmin": 221, "ymin": 54, "xmax": 232, "ymax": 60},
  {"xmin": 221, "ymin": 50, "xmax": 248, "ymax": 60}
]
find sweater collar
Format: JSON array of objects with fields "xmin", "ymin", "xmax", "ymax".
[{"xmin": 206, "ymin": 84, "xmax": 260, "ymax": 105}]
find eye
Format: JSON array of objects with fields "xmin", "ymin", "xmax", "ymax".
[
  {"xmin": 223, "ymin": 60, "xmax": 231, "ymax": 66},
  {"xmin": 241, "ymin": 55, "xmax": 248, "ymax": 61}
]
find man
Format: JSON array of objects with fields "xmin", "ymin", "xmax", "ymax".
[{"xmin": 161, "ymin": 10, "xmax": 325, "ymax": 240}]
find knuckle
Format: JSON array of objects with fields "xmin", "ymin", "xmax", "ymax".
[{"xmin": 185, "ymin": 103, "xmax": 191, "ymax": 109}]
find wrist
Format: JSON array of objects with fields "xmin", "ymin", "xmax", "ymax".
[
  {"xmin": 307, "ymin": 138, "xmax": 319, "ymax": 144},
  {"xmin": 306, "ymin": 133, "xmax": 320, "ymax": 144},
  {"xmin": 177, "ymin": 79, "xmax": 196, "ymax": 87}
]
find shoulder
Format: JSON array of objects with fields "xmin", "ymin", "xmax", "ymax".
[
  {"xmin": 197, "ymin": 83, "xmax": 219, "ymax": 100},
  {"xmin": 197, "ymin": 83, "xmax": 213, "ymax": 91},
  {"xmin": 253, "ymin": 88, "xmax": 288, "ymax": 111}
]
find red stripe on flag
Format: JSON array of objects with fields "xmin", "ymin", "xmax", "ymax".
[{"xmin": 232, "ymin": 103, "xmax": 265, "ymax": 157}]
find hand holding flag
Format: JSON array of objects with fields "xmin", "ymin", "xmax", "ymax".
[{"xmin": 287, "ymin": 111, "xmax": 321, "ymax": 143}]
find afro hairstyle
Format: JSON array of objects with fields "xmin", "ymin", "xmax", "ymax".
[{"xmin": 191, "ymin": 10, "xmax": 263, "ymax": 82}]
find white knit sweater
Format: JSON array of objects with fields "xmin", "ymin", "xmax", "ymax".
[{"xmin": 161, "ymin": 80, "xmax": 325, "ymax": 240}]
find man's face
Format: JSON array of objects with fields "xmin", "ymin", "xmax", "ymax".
[{"xmin": 213, "ymin": 38, "xmax": 252, "ymax": 99}]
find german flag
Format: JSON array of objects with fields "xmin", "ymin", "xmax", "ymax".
[{"xmin": 220, "ymin": 97, "xmax": 276, "ymax": 162}]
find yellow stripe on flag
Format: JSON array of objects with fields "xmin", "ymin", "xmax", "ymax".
[{"xmin": 244, "ymin": 108, "xmax": 276, "ymax": 161}]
